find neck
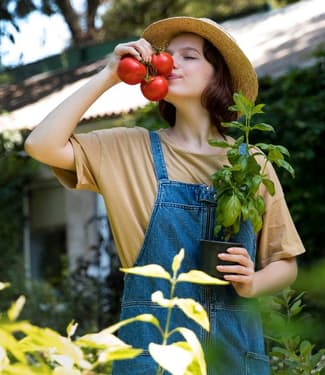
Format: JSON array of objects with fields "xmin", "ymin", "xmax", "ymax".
[{"xmin": 166, "ymin": 104, "xmax": 223, "ymax": 152}]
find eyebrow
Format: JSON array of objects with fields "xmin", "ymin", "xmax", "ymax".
[{"xmin": 167, "ymin": 46, "xmax": 201, "ymax": 55}]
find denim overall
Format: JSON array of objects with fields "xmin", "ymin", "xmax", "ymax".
[{"xmin": 112, "ymin": 131, "xmax": 270, "ymax": 374}]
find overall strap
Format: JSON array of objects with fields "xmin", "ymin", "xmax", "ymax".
[{"xmin": 149, "ymin": 131, "xmax": 169, "ymax": 181}]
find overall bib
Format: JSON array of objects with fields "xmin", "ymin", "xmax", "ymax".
[{"xmin": 112, "ymin": 131, "xmax": 270, "ymax": 374}]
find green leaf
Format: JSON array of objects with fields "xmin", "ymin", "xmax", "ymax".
[
  {"xmin": 178, "ymin": 270, "xmax": 229, "ymax": 285},
  {"xmin": 251, "ymin": 103, "xmax": 265, "ymax": 115},
  {"xmin": 175, "ymin": 298, "xmax": 209, "ymax": 331},
  {"xmin": 255, "ymin": 195, "xmax": 266, "ymax": 215},
  {"xmin": 218, "ymin": 193, "xmax": 241, "ymax": 227},
  {"xmin": 233, "ymin": 91, "xmax": 254, "ymax": 116},
  {"xmin": 120, "ymin": 264, "xmax": 171, "ymax": 280},
  {"xmin": 220, "ymin": 121, "xmax": 245, "ymax": 130},
  {"xmin": 172, "ymin": 248, "xmax": 184, "ymax": 275},
  {"xmin": 274, "ymin": 144, "xmax": 290, "ymax": 157},
  {"xmin": 299, "ymin": 340, "xmax": 313, "ymax": 359},
  {"xmin": 255, "ymin": 143, "xmax": 270, "ymax": 151},
  {"xmin": 251, "ymin": 123, "xmax": 275, "ymax": 132},
  {"xmin": 262, "ymin": 178, "xmax": 275, "ymax": 195},
  {"xmin": 275, "ymin": 159, "xmax": 295, "ymax": 178}
]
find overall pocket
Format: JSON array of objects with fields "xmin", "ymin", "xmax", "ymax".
[{"xmin": 245, "ymin": 351, "xmax": 270, "ymax": 375}]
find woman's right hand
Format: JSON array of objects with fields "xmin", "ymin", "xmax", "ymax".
[{"xmin": 109, "ymin": 38, "xmax": 155, "ymax": 75}]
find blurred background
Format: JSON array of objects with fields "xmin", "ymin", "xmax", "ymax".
[{"xmin": 0, "ymin": 0, "xmax": 324, "ymax": 372}]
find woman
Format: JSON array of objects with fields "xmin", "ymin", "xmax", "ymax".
[{"xmin": 25, "ymin": 17, "xmax": 305, "ymax": 374}]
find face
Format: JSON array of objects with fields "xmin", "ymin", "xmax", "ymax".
[{"xmin": 164, "ymin": 33, "xmax": 215, "ymax": 101}]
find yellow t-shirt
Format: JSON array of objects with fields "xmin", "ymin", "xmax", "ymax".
[{"xmin": 53, "ymin": 126, "xmax": 305, "ymax": 268}]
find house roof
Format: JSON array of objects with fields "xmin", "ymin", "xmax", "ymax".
[{"xmin": 0, "ymin": 0, "xmax": 324, "ymax": 132}]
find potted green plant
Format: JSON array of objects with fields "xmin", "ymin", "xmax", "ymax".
[{"xmin": 199, "ymin": 91, "xmax": 295, "ymax": 278}]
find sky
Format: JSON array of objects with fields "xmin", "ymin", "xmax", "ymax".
[
  {"xmin": 0, "ymin": 0, "xmax": 107, "ymax": 68},
  {"xmin": 1, "ymin": 12, "xmax": 71, "ymax": 67}
]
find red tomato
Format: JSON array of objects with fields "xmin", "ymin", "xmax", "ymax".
[
  {"xmin": 151, "ymin": 52, "xmax": 173, "ymax": 77},
  {"xmin": 140, "ymin": 76, "xmax": 168, "ymax": 101},
  {"xmin": 117, "ymin": 56, "xmax": 147, "ymax": 85}
]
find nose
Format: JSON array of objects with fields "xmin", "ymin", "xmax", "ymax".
[{"xmin": 172, "ymin": 54, "xmax": 179, "ymax": 69}]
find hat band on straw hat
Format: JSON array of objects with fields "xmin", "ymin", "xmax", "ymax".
[{"xmin": 142, "ymin": 16, "xmax": 258, "ymax": 102}]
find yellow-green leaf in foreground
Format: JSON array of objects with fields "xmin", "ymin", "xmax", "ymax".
[
  {"xmin": 8, "ymin": 296, "xmax": 26, "ymax": 321},
  {"xmin": 78, "ymin": 314, "xmax": 161, "ymax": 348},
  {"xmin": 66, "ymin": 320, "xmax": 78, "ymax": 339},
  {"xmin": 0, "ymin": 329, "xmax": 27, "ymax": 364},
  {"xmin": 149, "ymin": 342, "xmax": 193, "ymax": 375},
  {"xmin": 98, "ymin": 346, "xmax": 143, "ymax": 363},
  {"xmin": 1, "ymin": 363, "xmax": 53, "ymax": 375},
  {"xmin": 0, "ymin": 282, "xmax": 10, "ymax": 291},
  {"xmin": 178, "ymin": 270, "xmax": 229, "ymax": 285},
  {"xmin": 120, "ymin": 265, "xmax": 171, "ymax": 280},
  {"xmin": 151, "ymin": 291, "xmax": 177, "ymax": 308},
  {"xmin": 172, "ymin": 248, "xmax": 185, "ymax": 275},
  {"xmin": 175, "ymin": 299, "xmax": 209, "ymax": 331},
  {"xmin": 0, "ymin": 346, "xmax": 9, "ymax": 371},
  {"xmin": 77, "ymin": 329, "xmax": 131, "ymax": 349},
  {"xmin": 175, "ymin": 327, "xmax": 207, "ymax": 375},
  {"xmin": 53, "ymin": 366, "xmax": 81, "ymax": 375},
  {"xmin": 18, "ymin": 327, "xmax": 83, "ymax": 364}
]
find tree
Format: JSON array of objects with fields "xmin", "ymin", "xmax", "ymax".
[
  {"xmin": 101, "ymin": 0, "xmax": 270, "ymax": 41},
  {"xmin": 0, "ymin": 0, "xmax": 106, "ymax": 46}
]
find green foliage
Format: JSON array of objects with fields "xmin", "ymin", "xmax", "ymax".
[
  {"xmin": 121, "ymin": 248, "xmax": 228, "ymax": 374},
  {"xmin": 254, "ymin": 52, "xmax": 325, "ymax": 262},
  {"xmin": 0, "ymin": 250, "xmax": 227, "ymax": 374},
  {"xmin": 101, "ymin": 0, "xmax": 271, "ymax": 41},
  {"xmin": 209, "ymin": 92, "xmax": 294, "ymax": 241},
  {"xmin": 262, "ymin": 287, "xmax": 325, "ymax": 374},
  {"xmin": 0, "ymin": 130, "xmax": 37, "ymax": 282}
]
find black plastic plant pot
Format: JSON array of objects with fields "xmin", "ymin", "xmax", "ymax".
[{"xmin": 199, "ymin": 239, "xmax": 243, "ymax": 279}]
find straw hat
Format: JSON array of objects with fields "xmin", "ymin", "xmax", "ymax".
[{"xmin": 142, "ymin": 16, "xmax": 258, "ymax": 102}]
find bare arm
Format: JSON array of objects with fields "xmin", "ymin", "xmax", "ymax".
[
  {"xmin": 24, "ymin": 38, "xmax": 154, "ymax": 171},
  {"xmin": 217, "ymin": 247, "xmax": 298, "ymax": 298}
]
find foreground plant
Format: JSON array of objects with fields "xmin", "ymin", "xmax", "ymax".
[
  {"xmin": 262, "ymin": 287, "xmax": 325, "ymax": 375},
  {"xmin": 209, "ymin": 91, "xmax": 295, "ymax": 241},
  {"xmin": 0, "ymin": 249, "xmax": 226, "ymax": 375},
  {"xmin": 120, "ymin": 248, "xmax": 228, "ymax": 375}
]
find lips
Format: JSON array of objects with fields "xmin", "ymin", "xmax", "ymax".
[{"xmin": 167, "ymin": 74, "xmax": 182, "ymax": 80}]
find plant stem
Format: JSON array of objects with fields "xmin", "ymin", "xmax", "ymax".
[{"xmin": 156, "ymin": 275, "xmax": 177, "ymax": 375}]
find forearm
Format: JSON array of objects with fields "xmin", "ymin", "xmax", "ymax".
[
  {"xmin": 24, "ymin": 63, "xmax": 119, "ymax": 164},
  {"xmin": 251, "ymin": 257, "xmax": 297, "ymax": 298}
]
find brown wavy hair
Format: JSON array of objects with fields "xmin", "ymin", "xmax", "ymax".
[{"xmin": 158, "ymin": 38, "xmax": 236, "ymax": 135}]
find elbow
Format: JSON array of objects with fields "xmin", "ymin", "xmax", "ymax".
[
  {"xmin": 24, "ymin": 133, "xmax": 45, "ymax": 162},
  {"xmin": 24, "ymin": 134, "xmax": 38, "ymax": 160}
]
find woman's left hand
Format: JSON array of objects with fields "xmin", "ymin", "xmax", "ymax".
[{"xmin": 216, "ymin": 247, "xmax": 256, "ymax": 298}]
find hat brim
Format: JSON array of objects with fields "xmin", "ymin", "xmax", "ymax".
[{"xmin": 142, "ymin": 17, "xmax": 258, "ymax": 102}]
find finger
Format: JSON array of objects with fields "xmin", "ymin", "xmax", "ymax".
[
  {"xmin": 223, "ymin": 274, "xmax": 253, "ymax": 283},
  {"xmin": 217, "ymin": 264, "xmax": 251, "ymax": 276},
  {"xmin": 218, "ymin": 253, "xmax": 253, "ymax": 268},
  {"xmin": 226, "ymin": 247, "xmax": 249, "ymax": 256}
]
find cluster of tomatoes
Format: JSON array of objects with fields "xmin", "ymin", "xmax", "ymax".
[{"xmin": 117, "ymin": 51, "xmax": 174, "ymax": 101}]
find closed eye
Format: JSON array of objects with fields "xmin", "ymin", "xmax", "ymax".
[{"xmin": 183, "ymin": 55, "xmax": 197, "ymax": 60}]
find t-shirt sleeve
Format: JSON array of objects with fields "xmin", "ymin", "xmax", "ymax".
[
  {"xmin": 52, "ymin": 132, "xmax": 102, "ymax": 193},
  {"xmin": 257, "ymin": 162, "xmax": 306, "ymax": 268}
]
